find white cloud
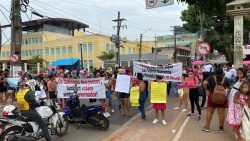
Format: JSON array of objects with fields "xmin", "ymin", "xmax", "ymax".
[{"xmin": 0, "ymin": 0, "xmax": 187, "ymax": 42}]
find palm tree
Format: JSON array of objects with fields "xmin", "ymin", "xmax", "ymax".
[{"xmin": 97, "ymin": 50, "xmax": 115, "ymax": 61}]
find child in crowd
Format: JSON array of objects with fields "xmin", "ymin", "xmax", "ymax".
[
  {"xmin": 152, "ymin": 75, "xmax": 167, "ymax": 125},
  {"xmin": 227, "ymin": 81, "xmax": 250, "ymax": 141}
]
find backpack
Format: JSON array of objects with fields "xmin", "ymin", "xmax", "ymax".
[{"xmin": 212, "ymin": 76, "xmax": 227, "ymax": 104}]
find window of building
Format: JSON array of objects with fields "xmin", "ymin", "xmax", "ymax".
[
  {"xmin": 36, "ymin": 50, "xmax": 39, "ymax": 55},
  {"xmin": 6, "ymin": 52, "xmax": 9, "ymax": 57},
  {"xmin": 133, "ymin": 48, "xmax": 135, "ymax": 54},
  {"xmin": 25, "ymin": 50, "xmax": 28, "ymax": 56},
  {"xmin": 84, "ymin": 60, "xmax": 88, "ymax": 68},
  {"xmin": 38, "ymin": 37, "xmax": 43, "ymax": 43},
  {"xmin": 32, "ymin": 50, "xmax": 35, "ymax": 56},
  {"xmin": 56, "ymin": 47, "xmax": 60, "ymax": 55},
  {"xmin": 29, "ymin": 50, "xmax": 32, "ymax": 56},
  {"xmin": 62, "ymin": 46, "xmax": 66, "ymax": 54},
  {"xmin": 78, "ymin": 43, "xmax": 82, "ymax": 52},
  {"xmin": 89, "ymin": 60, "xmax": 93, "ymax": 67},
  {"xmin": 128, "ymin": 48, "xmax": 131, "ymax": 54},
  {"xmin": 32, "ymin": 38, "xmax": 36, "ymax": 44},
  {"xmin": 88, "ymin": 42, "xmax": 93, "ymax": 52},
  {"xmin": 50, "ymin": 48, "xmax": 55, "ymax": 55},
  {"xmin": 122, "ymin": 48, "xmax": 125, "ymax": 54},
  {"xmin": 68, "ymin": 45, "xmax": 73, "ymax": 54},
  {"xmin": 45, "ymin": 48, "xmax": 49, "ymax": 54},
  {"xmin": 28, "ymin": 38, "xmax": 32, "ymax": 44},
  {"xmin": 83, "ymin": 43, "xmax": 87, "ymax": 52}
]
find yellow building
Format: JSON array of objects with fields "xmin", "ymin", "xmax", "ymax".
[{"xmin": 0, "ymin": 18, "xmax": 152, "ymax": 71}]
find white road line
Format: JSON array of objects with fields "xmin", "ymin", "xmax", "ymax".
[{"xmin": 172, "ymin": 117, "xmax": 190, "ymax": 141}]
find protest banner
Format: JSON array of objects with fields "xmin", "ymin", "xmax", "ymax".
[
  {"xmin": 130, "ymin": 86, "xmax": 140, "ymax": 106},
  {"xmin": 115, "ymin": 75, "xmax": 131, "ymax": 93},
  {"xmin": 56, "ymin": 77, "xmax": 106, "ymax": 99},
  {"xmin": 133, "ymin": 62, "xmax": 182, "ymax": 82},
  {"xmin": 150, "ymin": 82, "xmax": 167, "ymax": 103}
]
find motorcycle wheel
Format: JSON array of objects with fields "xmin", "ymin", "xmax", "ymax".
[
  {"xmin": 0, "ymin": 126, "xmax": 22, "ymax": 141},
  {"xmin": 98, "ymin": 115, "xmax": 109, "ymax": 130},
  {"xmin": 55, "ymin": 116, "xmax": 69, "ymax": 136}
]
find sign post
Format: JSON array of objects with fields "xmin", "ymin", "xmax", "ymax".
[
  {"xmin": 196, "ymin": 42, "xmax": 211, "ymax": 56},
  {"xmin": 146, "ymin": 0, "xmax": 174, "ymax": 9}
]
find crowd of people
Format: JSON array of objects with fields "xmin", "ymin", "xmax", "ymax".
[{"xmin": 1, "ymin": 62, "xmax": 250, "ymax": 141}]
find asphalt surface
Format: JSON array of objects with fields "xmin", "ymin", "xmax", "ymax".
[{"xmin": 0, "ymin": 95, "xmax": 151, "ymax": 141}]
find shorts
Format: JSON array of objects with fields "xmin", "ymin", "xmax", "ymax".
[
  {"xmin": 207, "ymin": 95, "xmax": 228, "ymax": 108},
  {"xmin": 49, "ymin": 91, "xmax": 57, "ymax": 100},
  {"xmin": 119, "ymin": 92, "xmax": 129, "ymax": 98}
]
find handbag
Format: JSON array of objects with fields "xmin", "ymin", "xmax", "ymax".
[{"xmin": 193, "ymin": 77, "xmax": 204, "ymax": 96}]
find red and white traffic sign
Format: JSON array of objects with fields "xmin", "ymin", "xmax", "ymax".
[
  {"xmin": 197, "ymin": 42, "xmax": 211, "ymax": 56},
  {"xmin": 9, "ymin": 54, "xmax": 19, "ymax": 63}
]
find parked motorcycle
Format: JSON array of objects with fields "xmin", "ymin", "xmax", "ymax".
[
  {"xmin": 0, "ymin": 100, "xmax": 69, "ymax": 141},
  {"xmin": 64, "ymin": 94, "xmax": 110, "ymax": 130}
]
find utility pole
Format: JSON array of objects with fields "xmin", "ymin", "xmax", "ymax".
[
  {"xmin": 112, "ymin": 11, "xmax": 126, "ymax": 67},
  {"xmin": 171, "ymin": 26, "xmax": 179, "ymax": 63},
  {"xmin": 138, "ymin": 28, "xmax": 152, "ymax": 61},
  {"xmin": 10, "ymin": 0, "xmax": 22, "ymax": 73},
  {"xmin": 153, "ymin": 34, "xmax": 157, "ymax": 65},
  {"xmin": 139, "ymin": 34, "xmax": 143, "ymax": 61}
]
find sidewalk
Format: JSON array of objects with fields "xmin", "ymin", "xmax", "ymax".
[{"xmin": 104, "ymin": 96, "xmax": 235, "ymax": 141}]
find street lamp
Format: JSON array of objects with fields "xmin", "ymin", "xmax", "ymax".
[{"xmin": 139, "ymin": 28, "xmax": 152, "ymax": 61}]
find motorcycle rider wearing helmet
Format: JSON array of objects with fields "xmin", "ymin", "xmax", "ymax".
[{"xmin": 16, "ymin": 82, "xmax": 52, "ymax": 141}]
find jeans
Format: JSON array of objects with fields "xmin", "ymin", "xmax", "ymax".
[
  {"xmin": 138, "ymin": 92, "xmax": 147, "ymax": 119},
  {"xmin": 189, "ymin": 88, "xmax": 201, "ymax": 115},
  {"xmin": 22, "ymin": 110, "xmax": 52, "ymax": 141},
  {"xmin": 106, "ymin": 89, "xmax": 113, "ymax": 109}
]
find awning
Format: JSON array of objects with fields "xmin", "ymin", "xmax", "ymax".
[{"xmin": 51, "ymin": 58, "xmax": 80, "ymax": 66}]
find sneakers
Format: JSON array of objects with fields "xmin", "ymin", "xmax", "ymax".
[
  {"xmin": 182, "ymin": 109, "xmax": 187, "ymax": 112},
  {"xmin": 173, "ymin": 107, "xmax": 180, "ymax": 110},
  {"xmin": 197, "ymin": 115, "xmax": 202, "ymax": 121},
  {"xmin": 219, "ymin": 127, "xmax": 224, "ymax": 133},
  {"xmin": 186, "ymin": 113, "xmax": 195, "ymax": 118},
  {"xmin": 162, "ymin": 120, "xmax": 167, "ymax": 125},
  {"xmin": 152, "ymin": 119, "xmax": 158, "ymax": 124},
  {"xmin": 202, "ymin": 126, "xmax": 210, "ymax": 132},
  {"xmin": 111, "ymin": 109, "xmax": 115, "ymax": 113}
]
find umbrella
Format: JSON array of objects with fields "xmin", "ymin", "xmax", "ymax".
[
  {"xmin": 192, "ymin": 60, "xmax": 204, "ymax": 65},
  {"xmin": 243, "ymin": 61, "xmax": 250, "ymax": 65}
]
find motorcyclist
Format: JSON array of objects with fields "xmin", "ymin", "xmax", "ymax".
[{"xmin": 16, "ymin": 82, "xmax": 52, "ymax": 141}]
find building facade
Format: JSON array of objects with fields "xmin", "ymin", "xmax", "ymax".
[{"xmin": 0, "ymin": 18, "xmax": 152, "ymax": 71}]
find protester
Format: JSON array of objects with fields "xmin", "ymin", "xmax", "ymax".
[
  {"xmin": 174, "ymin": 76, "xmax": 188, "ymax": 112},
  {"xmin": 227, "ymin": 81, "xmax": 249, "ymax": 141},
  {"xmin": 184, "ymin": 70, "xmax": 202, "ymax": 121},
  {"xmin": 104, "ymin": 73, "xmax": 114, "ymax": 113},
  {"xmin": 47, "ymin": 74, "xmax": 57, "ymax": 101},
  {"xmin": 137, "ymin": 73, "xmax": 147, "ymax": 120},
  {"xmin": 224, "ymin": 62, "xmax": 237, "ymax": 84},
  {"xmin": 0, "ymin": 73, "xmax": 5, "ymax": 104},
  {"xmin": 202, "ymin": 67, "xmax": 231, "ymax": 132},
  {"xmin": 152, "ymin": 75, "xmax": 167, "ymax": 125}
]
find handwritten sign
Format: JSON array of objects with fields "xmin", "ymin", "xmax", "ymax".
[
  {"xmin": 133, "ymin": 62, "xmax": 182, "ymax": 82},
  {"xmin": 150, "ymin": 82, "xmax": 167, "ymax": 103},
  {"xmin": 130, "ymin": 86, "xmax": 140, "ymax": 106},
  {"xmin": 115, "ymin": 75, "xmax": 131, "ymax": 93},
  {"xmin": 56, "ymin": 78, "xmax": 106, "ymax": 99}
]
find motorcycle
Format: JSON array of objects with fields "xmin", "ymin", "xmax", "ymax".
[
  {"xmin": 64, "ymin": 94, "xmax": 110, "ymax": 130},
  {"xmin": 0, "ymin": 100, "xmax": 69, "ymax": 141}
]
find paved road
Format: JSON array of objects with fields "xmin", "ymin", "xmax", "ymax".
[{"xmin": 0, "ymin": 95, "xmax": 151, "ymax": 141}]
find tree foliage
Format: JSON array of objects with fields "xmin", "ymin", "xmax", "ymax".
[
  {"xmin": 28, "ymin": 55, "xmax": 47, "ymax": 64},
  {"xmin": 97, "ymin": 50, "xmax": 115, "ymax": 61},
  {"xmin": 179, "ymin": 0, "xmax": 250, "ymax": 62}
]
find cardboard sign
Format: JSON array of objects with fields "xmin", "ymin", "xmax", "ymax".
[
  {"xmin": 115, "ymin": 75, "xmax": 131, "ymax": 93},
  {"xmin": 150, "ymin": 82, "xmax": 167, "ymax": 103}
]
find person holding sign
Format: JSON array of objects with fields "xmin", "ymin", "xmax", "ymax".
[
  {"xmin": 151, "ymin": 75, "xmax": 167, "ymax": 125},
  {"xmin": 184, "ymin": 71, "xmax": 202, "ymax": 121},
  {"xmin": 137, "ymin": 73, "xmax": 147, "ymax": 120}
]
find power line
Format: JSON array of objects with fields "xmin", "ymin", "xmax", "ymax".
[{"xmin": 0, "ymin": 8, "xmax": 11, "ymax": 24}]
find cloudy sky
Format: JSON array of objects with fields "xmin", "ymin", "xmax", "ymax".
[{"xmin": 0, "ymin": 0, "xmax": 187, "ymax": 44}]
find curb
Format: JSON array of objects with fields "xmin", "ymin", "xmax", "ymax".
[{"xmin": 103, "ymin": 105, "xmax": 153, "ymax": 141}]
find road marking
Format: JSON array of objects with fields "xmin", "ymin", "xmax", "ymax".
[{"xmin": 172, "ymin": 117, "xmax": 190, "ymax": 141}]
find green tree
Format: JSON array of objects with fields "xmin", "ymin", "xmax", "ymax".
[
  {"xmin": 28, "ymin": 55, "xmax": 47, "ymax": 64},
  {"xmin": 97, "ymin": 50, "xmax": 115, "ymax": 61}
]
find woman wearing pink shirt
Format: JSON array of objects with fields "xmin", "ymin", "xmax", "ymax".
[{"xmin": 184, "ymin": 71, "xmax": 202, "ymax": 121}]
